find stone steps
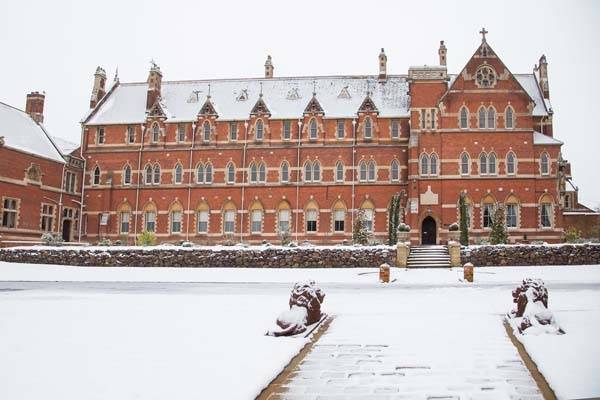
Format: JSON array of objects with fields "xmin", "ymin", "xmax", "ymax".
[{"xmin": 407, "ymin": 245, "xmax": 451, "ymax": 268}]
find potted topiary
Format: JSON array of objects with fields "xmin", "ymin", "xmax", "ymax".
[
  {"xmin": 448, "ymin": 222, "xmax": 460, "ymax": 243},
  {"xmin": 397, "ymin": 223, "xmax": 411, "ymax": 243}
]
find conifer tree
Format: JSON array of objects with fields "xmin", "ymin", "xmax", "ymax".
[
  {"xmin": 459, "ymin": 193, "xmax": 469, "ymax": 246},
  {"xmin": 387, "ymin": 194, "xmax": 401, "ymax": 245},
  {"xmin": 490, "ymin": 205, "xmax": 508, "ymax": 244},
  {"xmin": 353, "ymin": 209, "xmax": 370, "ymax": 245}
]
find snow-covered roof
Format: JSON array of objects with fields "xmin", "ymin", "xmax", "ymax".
[
  {"xmin": 86, "ymin": 75, "xmax": 410, "ymax": 124},
  {"xmin": 51, "ymin": 135, "xmax": 79, "ymax": 155},
  {"xmin": 0, "ymin": 102, "xmax": 65, "ymax": 163},
  {"xmin": 533, "ymin": 131, "xmax": 563, "ymax": 145},
  {"xmin": 514, "ymin": 74, "xmax": 549, "ymax": 117}
]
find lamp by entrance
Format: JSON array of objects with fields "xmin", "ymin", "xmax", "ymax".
[{"xmin": 421, "ymin": 216, "xmax": 437, "ymax": 245}]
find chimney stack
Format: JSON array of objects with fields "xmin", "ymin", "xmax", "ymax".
[
  {"xmin": 25, "ymin": 91, "xmax": 45, "ymax": 123},
  {"xmin": 378, "ymin": 48, "xmax": 387, "ymax": 80},
  {"xmin": 264, "ymin": 55, "xmax": 274, "ymax": 78},
  {"xmin": 438, "ymin": 41, "xmax": 447, "ymax": 66},
  {"xmin": 90, "ymin": 66, "xmax": 107, "ymax": 109},
  {"xmin": 146, "ymin": 61, "xmax": 163, "ymax": 110},
  {"xmin": 538, "ymin": 55, "xmax": 550, "ymax": 99}
]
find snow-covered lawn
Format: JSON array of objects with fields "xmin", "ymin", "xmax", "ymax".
[{"xmin": 1, "ymin": 262, "xmax": 599, "ymax": 399}]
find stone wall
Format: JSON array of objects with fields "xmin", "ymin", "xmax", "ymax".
[
  {"xmin": 462, "ymin": 244, "xmax": 600, "ymax": 266},
  {"xmin": 0, "ymin": 245, "xmax": 397, "ymax": 268}
]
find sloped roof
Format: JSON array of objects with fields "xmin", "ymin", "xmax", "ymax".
[
  {"xmin": 51, "ymin": 135, "xmax": 79, "ymax": 155},
  {"xmin": 0, "ymin": 102, "xmax": 65, "ymax": 163},
  {"xmin": 533, "ymin": 131, "xmax": 563, "ymax": 145},
  {"xmin": 514, "ymin": 74, "xmax": 550, "ymax": 116},
  {"xmin": 85, "ymin": 75, "xmax": 411, "ymax": 124}
]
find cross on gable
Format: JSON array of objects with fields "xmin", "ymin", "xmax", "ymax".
[{"xmin": 480, "ymin": 27, "xmax": 488, "ymax": 41}]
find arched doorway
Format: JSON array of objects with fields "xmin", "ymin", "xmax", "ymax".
[
  {"xmin": 62, "ymin": 219, "xmax": 72, "ymax": 242},
  {"xmin": 421, "ymin": 216, "xmax": 436, "ymax": 245}
]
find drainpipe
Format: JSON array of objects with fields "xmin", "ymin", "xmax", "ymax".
[
  {"xmin": 77, "ymin": 124, "xmax": 86, "ymax": 242},
  {"xmin": 185, "ymin": 122, "xmax": 196, "ymax": 241},
  {"xmin": 57, "ymin": 162, "xmax": 67, "ymax": 237},
  {"xmin": 133, "ymin": 123, "xmax": 145, "ymax": 245},
  {"xmin": 295, "ymin": 119, "xmax": 302, "ymax": 242},
  {"xmin": 351, "ymin": 118, "xmax": 357, "ymax": 231},
  {"xmin": 240, "ymin": 120, "xmax": 249, "ymax": 243}
]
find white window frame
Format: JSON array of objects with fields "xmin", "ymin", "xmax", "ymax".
[
  {"xmin": 255, "ymin": 120, "xmax": 264, "ymax": 141},
  {"xmin": 120, "ymin": 211, "xmax": 130, "ymax": 234},
  {"xmin": 197, "ymin": 210, "xmax": 209, "ymax": 234},
  {"xmin": 335, "ymin": 161, "xmax": 344, "ymax": 183},
  {"xmin": 251, "ymin": 210, "xmax": 262, "ymax": 234},
  {"xmin": 390, "ymin": 160, "xmax": 399, "ymax": 182},
  {"xmin": 40, "ymin": 203, "xmax": 54, "ymax": 232},
  {"xmin": 171, "ymin": 210, "xmax": 183, "ymax": 234},
  {"xmin": 173, "ymin": 164, "xmax": 183, "ymax": 184},
  {"xmin": 309, "ymin": 118, "xmax": 318, "ymax": 140},
  {"xmin": 305, "ymin": 209, "xmax": 318, "ymax": 233},
  {"xmin": 280, "ymin": 162, "xmax": 289, "ymax": 183},
  {"xmin": 223, "ymin": 210, "xmax": 235, "ymax": 233}
]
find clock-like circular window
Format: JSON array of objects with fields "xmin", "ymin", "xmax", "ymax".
[{"xmin": 475, "ymin": 65, "xmax": 496, "ymax": 88}]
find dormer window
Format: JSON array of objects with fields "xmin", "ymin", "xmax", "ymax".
[
  {"xmin": 255, "ymin": 120, "xmax": 264, "ymax": 141},
  {"xmin": 151, "ymin": 123, "xmax": 160, "ymax": 143},
  {"xmin": 202, "ymin": 121, "xmax": 211, "ymax": 143},
  {"xmin": 309, "ymin": 118, "xmax": 317, "ymax": 140},
  {"xmin": 364, "ymin": 117, "xmax": 373, "ymax": 139},
  {"xmin": 236, "ymin": 89, "xmax": 248, "ymax": 101}
]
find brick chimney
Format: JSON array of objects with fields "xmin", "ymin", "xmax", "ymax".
[
  {"xmin": 264, "ymin": 55, "xmax": 274, "ymax": 78},
  {"xmin": 538, "ymin": 55, "xmax": 550, "ymax": 99},
  {"xmin": 90, "ymin": 66, "xmax": 107, "ymax": 108},
  {"xmin": 438, "ymin": 41, "xmax": 447, "ymax": 66},
  {"xmin": 378, "ymin": 48, "xmax": 387, "ymax": 80},
  {"xmin": 146, "ymin": 61, "xmax": 163, "ymax": 110},
  {"xmin": 25, "ymin": 91, "xmax": 45, "ymax": 123}
]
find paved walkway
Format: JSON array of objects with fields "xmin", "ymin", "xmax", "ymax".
[{"xmin": 266, "ymin": 313, "xmax": 543, "ymax": 400}]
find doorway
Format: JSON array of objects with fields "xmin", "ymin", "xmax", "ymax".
[
  {"xmin": 421, "ymin": 216, "xmax": 437, "ymax": 245},
  {"xmin": 62, "ymin": 219, "xmax": 72, "ymax": 242}
]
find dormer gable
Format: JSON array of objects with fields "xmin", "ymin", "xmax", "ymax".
[
  {"xmin": 198, "ymin": 96, "xmax": 218, "ymax": 117},
  {"xmin": 250, "ymin": 94, "xmax": 271, "ymax": 116},
  {"xmin": 357, "ymin": 94, "xmax": 379, "ymax": 115},
  {"xmin": 303, "ymin": 94, "xmax": 324, "ymax": 115},
  {"xmin": 147, "ymin": 97, "xmax": 167, "ymax": 119}
]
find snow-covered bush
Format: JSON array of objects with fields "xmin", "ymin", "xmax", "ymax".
[
  {"xmin": 137, "ymin": 231, "xmax": 157, "ymax": 246},
  {"xmin": 114, "ymin": 240, "xmax": 123, "ymax": 246},
  {"xmin": 41, "ymin": 233, "xmax": 63, "ymax": 246},
  {"xmin": 475, "ymin": 238, "xmax": 490, "ymax": 245},
  {"xmin": 565, "ymin": 227, "xmax": 581, "ymax": 243},
  {"xmin": 181, "ymin": 241, "xmax": 193, "ymax": 248},
  {"xmin": 448, "ymin": 222, "xmax": 459, "ymax": 231},
  {"xmin": 508, "ymin": 278, "xmax": 563, "ymax": 335},
  {"xmin": 98, "ymin": 238, "xmax": 112, "ymax": 246},
  {"xmin": 397, "ymin": 223, "xmax": 411, "ymax": 232},
  {"xmin": 279, "ymin": 230, "xmax": 291, "ymax": 246}
]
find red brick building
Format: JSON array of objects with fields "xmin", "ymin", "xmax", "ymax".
[
  {"xmin": 0, "ymin": 93, "xmax": 84, "ymax": 246},
  {"xmin": 79, "ymin": 32, "xmax": 590, "ymax": 245}
]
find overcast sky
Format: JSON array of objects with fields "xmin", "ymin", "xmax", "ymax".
[{"xmin": 1, "ymin": 0, "xmax": 598, "ymax": 207}]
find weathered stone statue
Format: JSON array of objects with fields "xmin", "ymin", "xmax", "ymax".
[
  {"xmin": 267, "ymin": 280, "xmax": 325, "ymax": 337},
  {"xmin": 508, "ymin": 278, "xmax": 563, "ymax": 334}
]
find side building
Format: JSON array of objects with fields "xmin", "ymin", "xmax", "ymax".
[{"xmin": 0, "ymin": 93, "xmax": 84, "ymax": 246}]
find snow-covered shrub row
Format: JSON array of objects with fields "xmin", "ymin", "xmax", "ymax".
[
  {"xmin": 462, "ymin": 243, "xmax": 600, "ymax": 266},
  {"xmin": 0, "ymin": 244, "xmax": 396, "ymax": 268}
]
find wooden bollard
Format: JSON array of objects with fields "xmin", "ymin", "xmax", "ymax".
[
  {"xmin": 379, "ymin": 263, "xmax": 390, "ymax": 283},
  {"xmin": 463, "ymin": 262, "xmax": 474, "ymax": 282}
]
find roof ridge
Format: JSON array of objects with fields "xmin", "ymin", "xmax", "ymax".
[
  {"xmin": 0, "ymin": 100, "xmax": 28, "ymax": 116},
  {"xmin": 117, "ymin": 74, "xmax": 410, "ymax": 86}
]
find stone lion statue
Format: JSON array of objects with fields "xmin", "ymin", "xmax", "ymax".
[
  {"xmin": 508, "ymin": 278, "xmax": 563, "ymax": 334},
  {"xmin": 267, "ymin": 280, "xmax": 325, "ymax": 337}
]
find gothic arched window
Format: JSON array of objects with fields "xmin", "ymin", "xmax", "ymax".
[
  {"xmin": 478, "ymin": 107, "xmax": 487, "ymax": 129},
  {"xmin": 258, "ymin": 162, "xmax": 266, "ymax": 183},
  {"xmin": 250, "ymin": 162, "xmax": 258, "ymax": 183},
  {"xmin": 226, "ymin": 162, "xmax": 235, "ymax": 184},
  {"xmin": 304, "ymin": 161, "xmax": 312, "ymax": 183},
  {"xmin": 505, "ymin": 106, "xmax": 514, "ymax": 129},
  {"xmin": 540, "ymin": 153, "xmax": 550, "ymax": 175},
  {"xmin": 280, "ymin": 161, "xmax": 289, "ymax": 183},
  {"xmin": 487, "ymin": 107, "xmax": 496, "ymax": 129},
  {"xmin": 479, "ymin": 153, "xmax": 488, "ymax": 175},
  {"xmin": 93, "ymin": 166, "xmax": 101, "ymax": 185},
  {"xmin": 459, "ymin": 107, "xmax": 469, "ymax": 129},
  {"xmin": 390, "ymin": 160, "xmax": 399, "ymax": 182},
  {"xmin": 174, "ymin": 163, "xmax": 183, "ymax": 184},
  {"xmin": 430, "ymin": 154, "xmax": 438, "ymax": 176},
  {"xmin": 203, "ymin": 121, "xmax": 211, "ymax": 142},
  {"xmin": 196, "ymin": 163, "xmax": 205, "ymax": 184},
  {"xmin": 309, "ymin": 118, "xmax": 318, "ymax": 140},
  {"xmin": 488, "ymin": 153, "xmax": 497, "ymax": 175},
  {"xmin": 367, "ymin": 160, "xmax": 376, "ymax": 182},
  {"xmin": 335, "ymin": 161, "xmax": 344, "ymax": 183},
  {"xmin": 420, "ymin": 154, "xmax": 429, "ymax": 176},
  {"xmin": 313, "ymin": 161, "xmax": 321, "ymax": 182},
  {"xmin": 364, "ymin": 117, "xmax": 373, "ymax": 139},
  {"xmin": 506, "ymin": 152, "xmax": 517, "ymax": 175},
  {"xmin": 359, "ymin": 161, "xmax": 367, "ymax": 182},
  {"xmin": 151, "ymin": 123, "xmax": 160, "ymax": 143},
  {"xmin": 153, "ymin": 164, "xmax": 161, "ymax": 184},
  {"xmin": 123, "ymin": 165, "xmax": 132, "ymax": 185},
  {"xmin": 460, "ymin": 153, "xmax": 470, "ymax": 175},
  {"xmin": 145, "ymin": 165, "xmax": 153, "ymax": 184},
  {"xmin": 255, "ymin": 119, "xmax": 264, "ymax": 141}
]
